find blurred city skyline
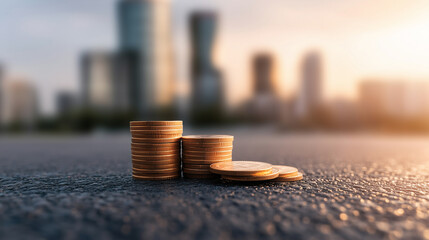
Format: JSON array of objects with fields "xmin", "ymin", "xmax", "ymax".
[{"xmin": 2, "ymin": 0, "xmax": 429, "ymax": 115}]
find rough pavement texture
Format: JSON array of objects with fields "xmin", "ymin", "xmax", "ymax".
[{"xmin": 1, "ymin": 132, "xmax": 429, "ymax": 240}]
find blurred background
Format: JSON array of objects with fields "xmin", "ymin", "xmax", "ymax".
[{"xmin": 1, "ymin": 0, "xmax": 429, "ymax": 133}]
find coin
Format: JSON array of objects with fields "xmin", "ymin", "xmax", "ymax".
[
  {"xmin": 132, "ymin": 154, "xmax": 179, "ymax": 160},
  {"xmin": 132, "ymin": 174, "xmax": 180, "ymax": 180},
  {"xmin": 209, "ymin": 161, "xmax": 273, "ymax": 176},
  {"xmin": 133, "ymin": 168, "xmax": 180, "ymax": 174},
  {"xmin": 182, "ymin": 150, "xmax": 232, "ymax": 157},
  {"xmin": 132, "ymin": 159, "xmax": 179, "ymax": 165},
  {"xmin": 131, "ymin": 133, "xmax": 183, "ymax": 139},
  {"xmin": 183, "ymin": 155, "xmax": 232, "ymax": 161},
  {"xmin": 131, "ymin": 142, "xmax": 180, "ymax": 150},
  {"xmin": 183, "ymin": 173, "xmax": 218, "ymax": 179},
  {"xmin": 130, "ymin": 121, "xmax": 182, "ymax": 126},
  {"xmin": 273, "ymin": 165, "xmax": 298, "ymax": 177},
  {"xmin": 183, "ymin": 146, "xmax": 233, "ymax": 151},
  {"xmin": 182, "ymin": 168, "xmax": 211, "ymax": 174},
  {"xmin": 131, "ymin": 129, "xmax": 183, "ymax": 135},
  {"xmin": 132, "ymin": 163, "xmax": 179, "ymax": 169},
  {"xmin": 130, "ymin": 126, "xmax": 183, "ymax": 130},
  {"xmin": 182, "ymin": 142, "xmax": 233, "ymax": 147},
  {"xmin": 272, "ymin": 172, "xmax": 303, "ymax": 182},
  {"xmin": 221, "ymin": 168, "xmax": 280, "ymax": 181},
  {"xmin": 182, "ymin": 159, "xmax": 231, "ymax": 165},
  {"xmin": 182, "ymin": 163, "xmax": 210, "ymax": 169},
  {"xmin": 182, "ymin": 135, "xmax": 233, "ymax": 143},
  {"xmin": 132, "ymin": 137, "xmax": 181, "ymax": 143},
  {"xmin": 131, "ymin": 149, "xmax": 179, "ymax": 155}
]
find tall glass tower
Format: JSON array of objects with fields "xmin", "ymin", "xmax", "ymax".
[
  {"xmin": 190, "ymin": 11, "xmax": 224, "ymax": 124},
  {"xmin": 117, "ymin": 0, "xmax": 175, "ymax": 119}
]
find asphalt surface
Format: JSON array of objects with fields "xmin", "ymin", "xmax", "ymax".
[{"xmin": 1, "ymin": 131, "xmax": 429, "ymax": 240}]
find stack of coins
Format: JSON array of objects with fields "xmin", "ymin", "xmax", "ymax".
[
  {"xmin": 130, "ymin": 121, "xmax": 182, "ymax": 180},
  {"xmin": 210, "ymin": 161, "xmax": 303, "ymax": 182},
  {"xmin": 182, "ymin": 135, "xmax": 233, "ymax": 179}
]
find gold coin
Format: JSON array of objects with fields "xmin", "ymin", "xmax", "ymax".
[
  {"xmin": 131, "ymin": 129, "xmax": 183, "ymax": 134},
  {"xmin": 183, "ymin": 155, "xmax": 232, "ymax": 161},
  {"xmin": 132, "ymin": 154, "xmax": 179, "ymax": 160},
  {"xmin": 183, "ymin": 173, "xmax": 218, "ymax": 179},
  {"xmin": 130, "ymin": 125, "xmax": 183, "ymax": 131},
  {"xmin": 132, "ymin": 137, "xmax": 181, "ymax": 143},
  {"xmin": 182, "ymin": 135, "xmax": 234, "ymax": 143},
  {"xmin": 133, "ymin": 167, "xmax": 180, "ymax": 174},
  {"xmin": 130, "ymin": 121, "xmax": 182, "ymax": 126},
  {"xmin": 182, "ymin": 159, "xmax": 231, "ymax": 165},
  {"xmin": 221, "ymin": 168, "xmax": 279, "ymax": 181},
  {"xmin": 132, "ymin": 159, "xmax": 179, "ymax": 165},
  {"xmin": 182, "ymin": 163, "xmax": 210, "ymax": 169},
  {"xmin": 131, "ymin": 133, "xmax": 182, "ymax": 139},
  {"xmin": 182, "ymin": 142, "xmax": 233, "ymax": 148},
  {"xmin": 209, "ymin": 161, "xmax": 273, "ymax": 176},
  {"xmin": 273, "ymin": 165, "xmax": 298, "ymax": 178},
  {"xmin": 272, "ymin": 172, "xmax": 303, "ymax": 182},
  {"xmin": 132, "ymin": 174, "xmax": 180, "ymax": 180},
  {"xmin": 131, "ymin": 142, "xmax": 179, "ymax": 150},
  {"xmin": 131, "ymin": 149, "xmax": 179, "ymax": 155},
  {"xmin": 133, "ymin": 163, "xmax": 179, "ymax": 169},
  {"xmin": 182, "ymin": 150, "xmax": 232, "ymax": 157},
  {"xmin": 183, "ymin": 168, "xmax": 211, "ymax": 174},
  {"xmin": 183, "ymin": 146, "xmax": 233, "ymax": 152}
]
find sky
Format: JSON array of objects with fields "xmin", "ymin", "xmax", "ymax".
[{"xmin": 1, "ymin": 0, "xmax": 429, "ymax": 114}]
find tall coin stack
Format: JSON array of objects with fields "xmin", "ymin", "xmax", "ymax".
[
  {"xmin": 182, "ymin": 135, "xmax": 234, "ymax": 179},
  {"xmin": 130, "ymin": 121, "xmax": 182, "ymax": 180}
]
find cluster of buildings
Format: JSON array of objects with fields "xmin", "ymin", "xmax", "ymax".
[{"xmin": 1, "ymin": 0, "xmax": 429, "ymax": 132}]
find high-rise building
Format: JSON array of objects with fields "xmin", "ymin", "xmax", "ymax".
[
  {"xmin": 253, "ymin": 53, "xmax": 275, "ymax": 96},
  {"xmin": 56, "ymin": 91, "xmax": 78, "ymax": 117},
  {"xmin": 3, "ymin": 80, "xmax": 39, "ymax": 130},
  {"xmin": 117, "ymin": 0, "xmax": 175, "ymax": 118},
  {"xmin": 81, "ymin": 51, "xmax": 130, "ymax": 112},
  {"xmin": 295, "ymin": 51, "xmax": 323, "ymax": 119},
  {"xmin": 189, "ymin": 11, "xmax": 224, "ymax": 124},
  {"xmin": 242, "ymin": 53, "xmax": 280, "ymax": 122}
]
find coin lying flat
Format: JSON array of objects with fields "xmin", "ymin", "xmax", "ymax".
[
  {"xmin": 182, "ymin": 135, "xmax": 234, "ymax": 143},
  {"xmin": 132, "ymin": 174, "xmax": 180, "ymax": 180},
  {"xmin": 130, "ymin": 125, "xmax": 183, "ymax": 131},
  {"xmin": 182, "ymin": 163, "xmax": 211, "ymax": 169},
  {"xmin": 132, "ymin": 159, "xmax": 179, "ymax": 165},
  {"xmin": 182, "ymin": 159, "xmax": 231, "ymax": 165},
  {"xmin": 209, "ymin": 161, "xmax": 273, "ymax": 176},
  {"xmin": 132, "ymin": 137, "xmax": 181, "ymax": 143},
  {"xmin": 182, "ymin": 150, "xmax": 232, "ymax": 157},
  {"xmin": 183, "ymin": 173, "xmax": 218, "ymax": 179},
  {"xmin": 273, "ymin": 165, "xmax": 298, "ymax": 177},
  {"xmin": 183, "ymin": 155, "xmax": 232, "ymax": 161},
  {"xmin": 131, "ymin": 149, "xmax": 179, "ymax": 155},
  {"xmin": 221, "ymin": 168, "xmax": 279, "ymax": 181},
  {"xmin": 183, "ymin": 146, "xmax": 233, "ymax": 152},
  {"xmin": 131, "ymin": 133, "xmax": 183, "ymax": 139},
  {"xmin": 133, "ymin": 163, "xmax": 180, "ymax": 169},
  {"xmin": 182, "ymin": 168, "xmax": 211, "ymax": 174},
  {"xmin": 272, "ymin": 172, "xmax": 303, "ymax": 182},
  {"xmin": 130, "ymin": 121, "xmax": 182, "ymax": 126},
  {"xmin": 132, "ymin": 154, "xmax": 179, "ymax": 160},
  {"xmin": 182, "ymin": 142, "xmax": 233, "ymax": 148},
  {"xmin": 133, "ymin": 167, "xmax": 180, "ymax": 174},
  {"xmin": 130, "ymin": 129, "xmax": 183, "ymax": 134}
]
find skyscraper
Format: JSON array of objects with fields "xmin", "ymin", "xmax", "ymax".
[
  {"xmin": 295, "ymin": 51, "xmax": 323, "ymax": 119},
  {"xmin": 252, "ymin": 53, "xmax": 276, "ymax": 96},
  {"xmin": 3, "ymin": 80, "xmax": 39, "ymax": 130},
  {"xmin": 189, "ymin": 11, "xmax": 224, "ymax": 124},
  {"xmin": 117, "ymin": 0, "xmax": 175, "ymax": 119},
  {"xmin": 81, "ymin": 51, "xmax": 130, "ymax": 112}
]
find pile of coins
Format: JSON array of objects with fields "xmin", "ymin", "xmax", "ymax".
[
  {"xmin": 181, "ymin": 135, "xmax": 233, "ymax": 179},
  {"xmin": 130, "ymin": 121, "xmax": 182, "ymax": 180},
  {"xmin": 209, "ymin": 161, "xmax": 303, "ymax": 182}
]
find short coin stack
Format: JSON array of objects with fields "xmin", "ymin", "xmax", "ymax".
[
  {"xmin": 130, "ymin": 121, "xmax": 182, "ymax": 180},
  {"xmin": 210, "ymin": 161, "xmax": 303, "ymax": 182},
  {"xmin": 182, "ymin": 135, "xmax": 233, "ymax": 179}
]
